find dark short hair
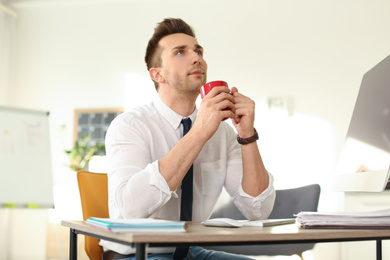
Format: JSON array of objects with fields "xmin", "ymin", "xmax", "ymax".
[{"xmin": 145, "ymin": 18, "xmax": 196, "ymax": 90}]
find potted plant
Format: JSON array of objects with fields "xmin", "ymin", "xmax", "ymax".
[{"xmin": 65, "ymin": 134, "xmax": 105, "ymax": 171}]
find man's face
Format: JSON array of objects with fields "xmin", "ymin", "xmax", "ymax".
[{"xmin": 158, "ymin": 33, "xmax": 208, "ymax": 96}]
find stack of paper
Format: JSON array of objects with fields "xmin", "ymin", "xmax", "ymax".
[
  {"xmin": 296, "ymin": 208, "xmax": 390, "ymax": 229},
  {"xmin": 86, "ymin": 217, "xmax": 186, "ymax": 233}
]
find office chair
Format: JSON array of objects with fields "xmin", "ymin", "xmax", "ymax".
[
  {"xmin": 207, "ymin": 184, "xmax": 321, "ymax": 260},
  {"xmin": 77, "ymin": 170, "xmax": 109, "ymax": 260}
]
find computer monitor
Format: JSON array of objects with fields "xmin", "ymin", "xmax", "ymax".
[{"xmin": 333, "ymin": 54, "xmax": 390, "ymax": 192}]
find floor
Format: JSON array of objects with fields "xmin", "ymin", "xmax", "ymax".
[{"xmin": 46, "ymin": 221, "xmax": 89, "ymax": 260}]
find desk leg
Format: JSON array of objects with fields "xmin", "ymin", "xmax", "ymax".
[
  {"xmin": 376, "ymin": 239, "xmax": 382, "ymax": 260},
  {"xmin": 69, "ymin": 229, "xmax": 78, "ymax": 260},
  {"xmin": 135, "ymin": 243, "xmax": 148, "ymax": 260}
]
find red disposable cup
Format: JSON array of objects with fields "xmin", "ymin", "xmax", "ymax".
[{"xmin": 200, "ymin": 80, "xmax": 228, "ymax": 99}]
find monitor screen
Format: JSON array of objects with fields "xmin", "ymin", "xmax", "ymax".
[{"xmin": 334, "ymin": 55, "xmax": 390, "ymax": 192}]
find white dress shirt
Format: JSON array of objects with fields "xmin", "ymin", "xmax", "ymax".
[{"xmin": 101, "ymin": 97, "xmax": 275, "ymax": 254}]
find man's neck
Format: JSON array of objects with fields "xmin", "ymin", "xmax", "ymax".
[{"xmin": 159, "ymin": 92, "xmax": 197, "ymax": 117}]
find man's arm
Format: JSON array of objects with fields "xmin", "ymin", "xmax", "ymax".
[
  {"xmin": 240, "ymin": 140, "xmax": 269, "ymax": 196},
  {"xmin": 159, "ymin": 86, "xmax": 237, "ymax": 191},
  {"xmin": 158, "ymin": 127, "xmax": 207, "ymax": 191},
  {"xmin": 231, "ymin": 87, "xmax": 269, "ymax": 197},
  {"xmin": 160, "ymin": 86, "xmax": 270, "ymax": 196}
]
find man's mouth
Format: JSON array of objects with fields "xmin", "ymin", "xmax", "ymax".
[{"xmin": 188, "ymin": 69, "xmax": 204, "ymax": 76}]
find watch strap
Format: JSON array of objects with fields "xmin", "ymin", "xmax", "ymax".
[{"xmin": 237, "ymin": 128, "xmax": 258, "ymax": 145}]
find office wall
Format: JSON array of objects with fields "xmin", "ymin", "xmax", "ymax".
[
  {"xmin": 2, "ymin": 0, "xmax": 390, "ymax": 259},
  {"xmin": 7, "ymin": 0, "xmax": 390, "ymax": 194}
]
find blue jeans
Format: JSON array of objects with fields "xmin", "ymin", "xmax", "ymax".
[{"xmin": 120, "ymin": 246, "xmax": 254, "ymax": 260}]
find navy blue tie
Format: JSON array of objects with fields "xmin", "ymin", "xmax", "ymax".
[
  {"xmin": 173, "ymin": 118, "xmax": 193, "ymax": 259},
  {"xmin": 180, "ymin": 118, "xmax": 193, "ymax": 221}
]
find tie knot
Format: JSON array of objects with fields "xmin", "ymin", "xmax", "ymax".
[{"xmin": 181, "ymin": 118, "xmax": 192, "ymax": 136}]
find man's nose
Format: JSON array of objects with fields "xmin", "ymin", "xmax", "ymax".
[{"xmin": 191, "ymin": 53, "xmax": 202, "ymax": 65}]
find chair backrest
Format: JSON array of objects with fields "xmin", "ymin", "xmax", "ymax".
[
  {"xmin": 269, "ymin": 184, "xmax": 321, "ymax": 219},
  {"xmin": 77, "ymin": 170, "xmax": 109, "ymax": 260},
  {"xmin": 211, "ymin": 184, "xmax": 321, "ymax": 220},
  {"xmin": 209, "ymin": 184, "xmax": 321, "ymax": 257}
]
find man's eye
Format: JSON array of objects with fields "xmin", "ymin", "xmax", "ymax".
[
  {"xmin": 176, "ymin": 50, "xmax": 184, "ymax": 55},
  {"xmin": 196, "ymin": 50, "xmax": 203, "ymax": 56}
]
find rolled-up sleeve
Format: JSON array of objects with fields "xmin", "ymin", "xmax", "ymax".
[
  {"xmin": 223, "ymin": 124, "xmax": 276, "ymax": 220},
  {"xmin": 236, "ymin": 172, "xmax": 276, "ymax": 220}
]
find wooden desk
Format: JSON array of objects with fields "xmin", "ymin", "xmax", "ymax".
[{"xmin": 62, "ymin": 220, "xmax": 390, "ymax": 260}]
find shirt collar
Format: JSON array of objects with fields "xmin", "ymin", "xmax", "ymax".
[{"xmin": 153, "ymin": 96, "xmax": 197, "ymax": 129}]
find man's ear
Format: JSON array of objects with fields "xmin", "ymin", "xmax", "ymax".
[{"xmin": 149, "ymin": 68, "xmax": 165, "ymax": 84}]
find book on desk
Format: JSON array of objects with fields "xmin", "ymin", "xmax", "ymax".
[{"xmin": 86, "ymin": 217, "xmax": 186, "ymax": 233}]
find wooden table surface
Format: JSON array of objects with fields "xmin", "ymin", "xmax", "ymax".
[{"xmin": 62, "ymin": 220, "xmax": 390, "ymax": 246}]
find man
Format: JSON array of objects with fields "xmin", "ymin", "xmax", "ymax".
[{"xmin": 103, "ymin": 18, "xmax": 275, "ymax": 260}]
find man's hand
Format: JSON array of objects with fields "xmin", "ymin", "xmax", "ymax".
[
  {"xmin": 230, "ymin": 87, "xmax": 255, "ymax": 138},
  {"xmin": 192, "ymin": 85, "xmax": 236, "ymax": 141}
]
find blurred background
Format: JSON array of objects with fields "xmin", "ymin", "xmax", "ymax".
[{"xmin": 0, "ymin": 0, "xmax": 389, "ymax": 259}]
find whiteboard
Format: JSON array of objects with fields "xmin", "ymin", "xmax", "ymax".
[{"xmin": 0, "ymin": 106, "xmax": 53, "ymax": 208}]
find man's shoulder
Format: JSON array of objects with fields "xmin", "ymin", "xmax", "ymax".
[
  {"xmin": 108, "ymin": 103, "xmax": 159, "ymax": 132},
  {"xmin": 117, "ymin": 103, "xmax": 157, "ymax": 121}
]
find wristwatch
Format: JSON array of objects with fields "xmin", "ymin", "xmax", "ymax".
[{"xmin": 237, "ymin": 128, "xmax": 258, "ymax": 145}]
